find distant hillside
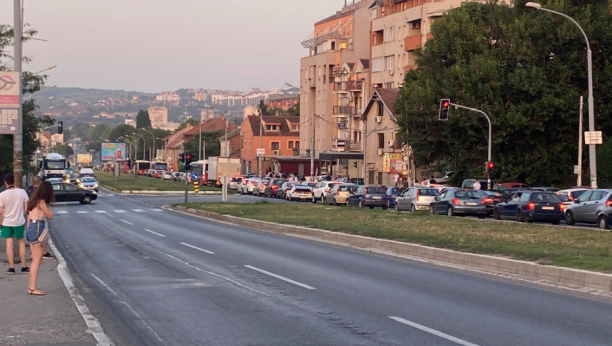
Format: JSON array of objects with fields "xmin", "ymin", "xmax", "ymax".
[{"xmin": 40, "ymin": 87, "xmax": 155, "ymax": 101}]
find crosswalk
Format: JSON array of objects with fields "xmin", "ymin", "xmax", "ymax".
[{"xmin": 55, "ymin": 208, "xmax": 166, "ymax": 216}]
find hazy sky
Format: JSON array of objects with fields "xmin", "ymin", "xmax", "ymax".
[{"xmin": 0, "ymin": 0, "xmax": 348, "ymax": 93}]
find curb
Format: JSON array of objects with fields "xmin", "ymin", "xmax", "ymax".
[
  {"xmin": 99, "ymin": 184, "xmax": 221, "ymax": 195},
  {"xmin": 171, "ymin": 206, "xmax": 612, "ymax": 296}
]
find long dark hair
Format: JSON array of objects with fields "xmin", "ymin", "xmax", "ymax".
[{"xmin": 28, "ymin": 181, "xmax": 54, "ymax": 211}]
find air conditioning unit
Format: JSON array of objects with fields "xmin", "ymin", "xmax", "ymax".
[
  {"xmin": 375, "ymin": 116, "xmax": 383, "ymax": 123},
  {"xmin": 377, "ymin": 149, "xmax": 384, "ymax": 156},
  {"xmin": 388, "ymin": 140, "xmax": 395, "ymax": 147},
  {"xmin": 410, "ymin": 22, "xmax": 421, "ymax": 29},
  {"xmin": 389, "ymin": 70, "xmax": 394, "ymax": 76},
  {"xmin": 272, "ymin": 150, "xmax": 280, "ymax": 156}
]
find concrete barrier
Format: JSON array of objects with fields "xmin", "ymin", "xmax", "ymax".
[{"xmin": 173, "ymin": 208, "xmax": 612, "ymax": 293}]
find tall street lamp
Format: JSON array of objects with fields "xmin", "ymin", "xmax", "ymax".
[
  {"xmin": 526, "ymin": 2, "xmax": 597, "ymax": 188},
  {"xmin": 131, "ymin": 133, "xmax": 146, "ymax": 161},
  {"xmin": 27, "ymin": 85, "xmax": 56, "ymax": 100},
  {"xmin": 141, "ymin": 128, "xmax": 156, "ymax": 161}
]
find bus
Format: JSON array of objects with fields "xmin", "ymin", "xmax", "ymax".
[
  {"xmin": 135, "ymin": 160, "xmax": 151, "ymax": 175},
  {"xmin": 151, "ymin": 162, "xmax": 169, "ymax": 171},
  {"xmin": 190, "ymin": 160, "xmax": 208, "ymax": 185}
]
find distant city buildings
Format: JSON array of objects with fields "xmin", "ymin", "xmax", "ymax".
[
  {"xmin": 266, "ymin": 94, "xmax": 299, "ymax": 111},
  {"xmin": 148, "ymin": 107, "xmax": 169, "ymax": 126},
  {"xmin": 155, "ymin": 92, "xmax": 181, "ymax": 106},
  {"xmin": 201, "ymin": 105, "xmax": 214, "ymax": 122}
]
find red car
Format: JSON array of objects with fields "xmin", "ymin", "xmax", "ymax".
[
  {"xmin": 265, "ymin": 179, "xmax": 287, "ymax": 198},
  {"xmin": 154, "ymin": 170, "xmax": 163, "ymax": 179}
]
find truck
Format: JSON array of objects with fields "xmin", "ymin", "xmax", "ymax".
[
  {"xmin": 206, "ymin": 157, "xmax": 241, "ymax": 187},
  {"xmin": 40, "ymin": 153, "xmax": 70, "ymax": 180}
]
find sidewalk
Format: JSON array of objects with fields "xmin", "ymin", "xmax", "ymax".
[{"xmin": 0, "ymin": 239, "xmax": 95, "ymax": 346}]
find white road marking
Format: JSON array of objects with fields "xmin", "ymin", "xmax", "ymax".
[
  {"xmin": 119, "ymin": 301, "xmax": 167, "ymax": 345},
  {"xmin": 180, "ymin": 242, "xmax": 215, "ymax": 255},
  {"xmin": 132, "ymin": 209, "xmax": 145, "ymax": 213},
  {"xmin": 121, "ymin": 220, "xmax": 134, "ymax": 226},
  {"xmin": 149, "ymin": 208, "xmax": 164, "ymax": 212},
  {"xmin": 143, "ymin": 229, "xmax": 165, "ymax": 237},
  {"xmin": 48, "ymin": 240, "xmax": 115, "ymax": 346},
  {"xmin": 389, "ymin": 316, "xmax": 480, "ymax": 346},
  {"xmin": 165, "ymin": 254, "xmax": 269, "ymax": 297},
  {"xmin": 96, "ymin": 210, "xmax": 108, "ymax": 214},
  {"xmin": 57, "ymin": 211, "xmax": 68, "ymax": 214},
  {"xmin": 91, "ymin": 274, "xmax": 118, "ymax": 296},
  {"xmin": 113, "ymin": 210, "xmax": 126, "ymax": 213},
  {"xmin": 76, "ymin": 211, "xmax": 88, "ymax": 214},
  {"xmin": 243, "ymin": 265, "xmax": 316, "ymax": 290}
]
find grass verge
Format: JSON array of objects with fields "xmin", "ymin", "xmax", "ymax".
[
  {"xmin": 96, "ymin": 171, "xmax": 230, "ymax": 193},
  {"xmin": 177, "ymin": 201, "xmax": 612, "ymax": 273}
]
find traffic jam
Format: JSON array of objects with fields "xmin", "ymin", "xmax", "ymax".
[{"xmin": 233, "ymin": 175, "xmax": 612, "ymax": 230}]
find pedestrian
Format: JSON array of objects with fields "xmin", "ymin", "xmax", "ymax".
[
  {"xmin": 429, "ymin": 176, "xmax": 437, "ymax": 185},
  {"xmin": 0, "ymin": 174, "xmax": 30, "ymax": 274},
  {"xmin": 26, "ymin": 176, "xmax": 41, "ymax": 196},
  {"xmin": 421, "ymin": 178, "xmax": 429, "ymax": 187},
  {"xmin": 394, "ymin": 173, "xmax": 399, "ymax": 187},
  {"xmin": 25, "ymin": 181, "xmax": 55, "ymax": 296},
  {"xmin": 473, "ymin": 180, "xmax": 481, "ymax": 190}
]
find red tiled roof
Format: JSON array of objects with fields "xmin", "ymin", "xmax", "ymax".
[
  {"xmin": 184, "ymin": 118, "xmax": 237, "ymax": 136},
  {"xmin": 246, "ymin": 115, "xmax": 300, "ymax": 137}
]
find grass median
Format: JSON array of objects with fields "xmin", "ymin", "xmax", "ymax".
[
  {"xmin": 176, "ymin": 201, "xmax": 612, "ymax": 273},
  {"xmin": 96, "ymin": 170, "xmax": 230, "ymax": 193}
]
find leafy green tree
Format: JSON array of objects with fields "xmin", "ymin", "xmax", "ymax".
[
  {"xmin": 108, "ymin": 124, "xmax": 136, "ymax": 142},
  {"xmin": 395, "ymin": 0, "xmax": 612, "ymax": 186},
  {"xmin": 184, "ymin": 130, "xmax": 223, "ymax": 158},
  {"xmin": 177, "ymin": 118, "xmax": 199, "ymax": 130},
  {"xmin": 136, "ymin": 109, "xmax": 151, "ymax": 128},
  {"xmin": 287, "ymin": 102, "xmax": 300, "ymax": 117},
  {"xmin": 86, "ymin": 124, "xmax": 111, "ymax": 151}
]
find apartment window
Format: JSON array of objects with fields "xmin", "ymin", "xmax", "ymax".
[
  {"xmin": 378, "ymin": 101, "xmax": 384, "ymax": 117},
  {"xmin": 288, "ymin": 141, "xmax": 294, "ymax": 149},
  {"xmin": 339, "ymin": 42, "xmax": 347, "ymax": 51},
  {"xmin": 271, "ymin": 142, "xmax": 280, "ymax": 151},
  {"xmin": 331, "ymin": 42, "xmax": 336, "ymax": 51},
  {"xmin": 266, "ymin": 125, "xmax": 279, "ymax": 131},
  {"xmin": 378, "ymin": 133, "xmax": 385, "ymax": 149},
  {"xmin": 373, "ymin": 30, "xmax": 384, "ymax": 45},
  {"xmin": 384, "ymin": 27, "xmax": 394, "ymax": 42},
  {"xmin": 372, "ymin": 57, "xmax": 384, "ymax": 72},
  {"xmin": 385, "ymin": 55, "xmax": 394, "ymax": 70},
  {"xmin": 370, "ymin": 8, "xmax": 377, "ymax": 20},
  {"xmin": 291, "ymin": 124, "xmax": 299, "ymax": 131},
  {"xmin": 295, "ymin": 141, "xmax": 299, "ymax": 149},
  {"xmin": 384, "ymin": 82, "xmax": 394, "ymax": 88}
]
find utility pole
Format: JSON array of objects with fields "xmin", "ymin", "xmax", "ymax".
[
  {"xmin": 225, "ymin": 117, "xmax": 229, "ymax": 157},
  {"xmin": 258, "ymin": 107, "xmax": 263, "ymax": 178},
  {"xmin": 578, "ymin": 96, "xmax": 584, "ymax": 186},
  {"xmin": 13, "ymin": 0, "xmax": 23, "ymax": 187},
  {"xmin": 362, "ymin": 119, "xmax": 367, "ymax": 182},
  {"xmin": 311, "ymin": 113, "xmax": 316, "ymax": 179}
]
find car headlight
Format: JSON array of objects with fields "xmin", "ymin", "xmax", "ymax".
[
  {"xmin": 94, "ymin": 183, "xmax": 98, "ymax": 188},
  {"xmin": 79, "ymin": 184, "xmax": 84, "ymax": 188}
]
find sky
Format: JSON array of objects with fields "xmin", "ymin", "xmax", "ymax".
[{"xmin": 0, "ymin": 0, "xmax": 349, "ymax": 93}]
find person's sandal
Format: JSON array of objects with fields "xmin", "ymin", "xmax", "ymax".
[{"xmin": 28, "ymin": 288, "xmax": 45, "ymax": 296}]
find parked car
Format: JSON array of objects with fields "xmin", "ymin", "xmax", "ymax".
[
  {"xmin": 154, "ymin": 170, "xmax": 164, "ymax": 178},
  {"xmin": 347, "ymin": 178, "xmax": 365, "ymax": 185},
  {"xmin": 480, "ymin": 190, "xmax": 507, "ymax": 215},
  {"xmin": 179, "ymin": 173, "xmax": 187, "ymax": 182},
  {"xmin": 434, "ymin": 170, "xmax": 455, "ymax": 184},
  {"xmin": 285, "ymin": 185, "xmax": 313, "ymax": 201},
  {"xmin": 147, "ymin": 169, "xmax": 156, "ymax": 177},
  {"xmin": 172, "ymin": 172, "xmax": 182, "ymax": 181},
  {"xmin": 311, "ymin": 181, "xmax": 340, "ymax": 203},
  {"xmin": 461, "ymin": 179, "xmax": 495, "ymax": 191},
  {"xmin": 494, "ymin": 182, "xmax": 530, "ymax": 191},
  {"xmin": 323, "ymin": 183, "xmax": 357, "ymax": 206},
  {"xmin": 228, "ymin": 177, "xmax": 242, "ymax": 190},
  {"xmin": 429, "ymin": 188, "xmax": 487, "ymax": 218},
  {"xmin": 494, "ymin": 191, "xmax": 564, "ymax": 224},
  {"xmin": 253, "ymin": 179, "xmax": 270, "ymax": 196},
  {"xmin": 78, "ymin": 177, "xmax": 99, "ymax": 193},
  {"xmin": 348, "ymin": 185, "xmax": 388, "ymax": 209},
  {"xmin": 385, "ymin": 187, "xmax": 402, "ymax": 207},
  {"xmin": 264, "ymin": 179, "xmax": 287, "ymax": 197},
  {"xmin": 51, "ymin": 182, "xmax": 98, "ymax": 204},
  {"xmin": 276, "ymin": 182, "xmax": 297, "ymax": 199},
  {"xmin": 162, "ymin": 171, "xmax": 173, "ymax": 180},
  {"xmin": 596, "ymin": 207, "xmax": 612, "ymax": 230},
  {"xmin": 246, "ymin": 178, "xmax": 260, "ymax": 195},
  {"xmin": 529, "ymin": 187, "xmax": 560, "ymax": 193},
  {"xmin": 564, "ymin": 189, "xmax": 612, "ymax": 225},
  {"xmin": 395, "ymin": 187, "xmax": 438, "ymax": 212},
  {"xmin": 557, "ymin": 189, "xmax": 588, "ymax": 205}
]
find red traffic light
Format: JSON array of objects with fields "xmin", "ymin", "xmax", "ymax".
[
  {"xmin": 487, "ymin": 162, "xmax": 494, "ymax": 169},
  {"xmin": 442, "ymin": 101, "xmax": 449, "ymax": 107}
]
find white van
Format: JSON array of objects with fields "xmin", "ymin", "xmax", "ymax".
[{"xmin": 79, "ymin": 168, "xmax": 95, "ymax": 178}]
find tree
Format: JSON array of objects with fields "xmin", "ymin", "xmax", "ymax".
[
  {"xmin": 86, "ymin": 124, "xmax": 111, "ymax": 151},
  {"xmin": 108, "ymin": 124, "xmax": 136, "ymax": 142},
  {"xmin": 258, "ymin": 100, "xmax": 276, "ymax": 116},
  {"xmin": 177, "ymin": 118, "xmax": 199, "ymax": 130},
  {"xmin": 287, "ymin": 101, "xmax": 300, "ymax": 117},
  {"xmin": 395, "ymin": 0, "xmax": 612, "ymax": 186},
  {"xmin": 184, "ymin": 130, "xmax": 223, "ymax": 158},
  {"xmin": 136, "ymin": 109, "xmax": 151, "ymax": 128}
]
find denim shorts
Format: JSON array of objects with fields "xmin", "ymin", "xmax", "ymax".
[{"xmin": 25, "ymin": 220, "xmax": 46, "ymax": 244}]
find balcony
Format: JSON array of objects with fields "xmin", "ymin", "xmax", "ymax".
[
  {"xmin": 404, "ymin": 65, "xmax": 418, "ymax": 74},
  {"xmin": 308, "ymin": 78, "xmax": 315, "ymax": 88},
  {"xmin": 348, "ymin": 143, "xmax": 362, "ymax": 152},
  {"xmin": 333, "ymin": 81, "xmax": 363, "ymax": 92},
  {"xmin": 404, "ymin": 34, "xmax": 422, "ymax": 52},
  {"xmin": 333, "ymin": 106, "xmax": 354, "ymax": 116}
]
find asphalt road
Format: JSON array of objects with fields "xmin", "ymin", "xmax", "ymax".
[{"xmin": 49, "ymin": 189, "xmax": 612, "ymax": 346}]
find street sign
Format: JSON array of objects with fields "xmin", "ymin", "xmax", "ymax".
[
  {"xmin": 574, "ymin": 165, "xmax": 581, "ymax": 175},
  {"xmin": 191, "ymin": 172, "xmax": 200, "ymax": 181},
  {"xmin": 256, "ymin": 148, "xmax": 265, "ymax": 156},
  {"xmin": 585, "ymin": 131, "xmax": 603, "ymax": 145},
  {"xmin": 0, "ymin": 71, "xmax": 21, "ymax": 135}
]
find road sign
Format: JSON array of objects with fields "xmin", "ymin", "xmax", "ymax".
[
  {"xmin": 0, "ymin": 71, "xmax": 21, "ymax": 135},
  {"xmin": 574, "ymin": 165, "xmax": 581, "ymax": 175},
  {"xmin": 585, "ymin": 131, "xmax": 603, "ymax": 145},
  {"xmin": 191, "ymin": 172, "xmax": 200, "ymax": 181},
  {"xmin": 256, "ymin": 148, "xmax": 265, "ymax": 156}
]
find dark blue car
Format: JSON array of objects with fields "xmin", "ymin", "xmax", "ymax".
[
  {"xmin": 494, "ymin": 191, "xmax": 564, "ymax": 224},
  {"xmin": 386, "ymin": 187, "xmax": 402, "ymax": 207}
]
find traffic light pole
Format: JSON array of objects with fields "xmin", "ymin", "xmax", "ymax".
[{"xmin": 449, "ymin": 103, "xmax": 492, "ymax": 189}]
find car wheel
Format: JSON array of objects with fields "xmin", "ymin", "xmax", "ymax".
[
  {"xmin": 516, "ymin": 210, "xmax": 525, "ymax": 223},
  {"xmin": 565, "ymin": 211, "xmax": 576, "ymax": 226},
  {"xmin": 322, "ymin": 197, "xmax": 326, "ymax": 205},
  {"xmin": 598, "ymin": 215, "xmax": 609, "ymax": 230},
  {"xmin": 382, "ymin": 205, "xmax": 388, "ymax": 210},
  {"xmin": 447, "ymin": 206, "xmax": 455, "ymax": 216},
  {"xmin": 494, "ymin": 209, "xmax": 501, "ymax": 220},
  {"xmin": 429, "ymin": 205, "xmax": 435, "ymax": 215},
  {"xmin": 411, "ymin": 204, "xmax": 416, "ymax": 212},
  {"xmin": 81, "ymin": 195, "xmax": 91, "ymax": 205},
  {"xmin": 395, "ymin": 203, "xmax": 400, "ymax": 212}
]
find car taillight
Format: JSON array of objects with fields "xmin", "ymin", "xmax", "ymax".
[
  {"xmin": 325, "ymin": 188, "xmax": 330, "ymax": 193},
  {"xmin": 527, "ymin": 202, "xmax": 535, "ymax": 211},
  {"xmin": 259, "ymin": 185, "xmax": 264, "ymax": 189},
  {"xmin": 416, "ymin": 189, "xmax": 421, "ymax": 202},
  {"xmin": 271, "ymin": 185, "xmax": 278, "ymax": 189},
  {"xmin": 606, "ymin": 200, "xmax": 612, "ymax": 208},
  {"xmin": 560, "ymin": 204, "xmax": 566, "ymax": 211},
  {"xmin": 482, "ymin": 198, "xmax": 493, "ymax": 204},
  {"xmin": 452, "ymin": 198, "xmax": 459, "ymax": 205}
]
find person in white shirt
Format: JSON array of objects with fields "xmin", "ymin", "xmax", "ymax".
[
  {"xmin": 0, "ymin": 174, "xmax": 30, "ymax": 274},
  {"xmin": 473, "ymin": 180, "xmax": 482, "ymax": 190}
]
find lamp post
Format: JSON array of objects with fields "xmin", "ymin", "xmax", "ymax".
[
  {"xmin": 131, "ymin": 133, "xmax": 146, "ymax": 161},
  {"xmin": 141, "ymin": 128, "xmax": 156, "ymax": 161},
  {"xmin": 526, "ymin": 2, "xmax": 597, "ymax": 188},
  {"xmin": 32, "ymin": 65, "xmax": 57, "ymax": 75},
  {"xmin": 27, "ymin": 85, "xmax": 56, "ymax": 100}
]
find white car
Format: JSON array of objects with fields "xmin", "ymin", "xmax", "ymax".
[
  {"xmin": 240, "ymin": 178, "xmax": 260, "ymax": 195},
  {"xmin": 557, "ymin": 188, "xmax": 589, "ymax": 205},
  {"xmin": 286, "ymin": 185, "xmax": 313, "ymax": 201},
  {"xmin": 229, "ymin": 177, "xmax": 242, "ymax": 190},
  {"xmin": 162, "ymin": 171, "xmax": 173, "ymax": 180},
  {"xmin": 311, "ymin": 181, "xmax": 340, "ymax": 203}
]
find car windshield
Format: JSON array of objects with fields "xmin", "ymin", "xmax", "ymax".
[
  {"xmin": 338, "ymin": 185, "xmax": 354, "ymax": 192},
  {"xmin": 388, "ymin": 188, "xmax": 401, "ymax": 195},
  {"xmin": 531, "ymin": 193, "xmax": 561, "ymax": 203},
  {"xmin": 572, "ymin": 190, "xmax": 587, "ymax": 198},
  {"xmin": 365, "ymin": 187, "xmax": 385, "ymax": 194},
  {"xmin": 418, "ymin": 189, "xmax": 438, "ymax": 196},
  {"xmin": 455, "ymin": 190, "xmax": 483, "ymax": 199},
  {"xmin": 294, "ymin": 187, "xmax": 310, "ymax": 192},
  {"xmin": 232, "ymin": 178, "xmax": 241, "ymax": 182},
  {"xmin": 82, "ymin": 178, "xmax": 96, "ymax": 182}
]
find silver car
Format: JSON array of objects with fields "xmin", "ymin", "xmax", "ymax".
[
  {"xmin": 395, "ymin": 187, "xmax": 439, "ymax": 212},
  {"xmin": 78, "ymin": 177, "xmax": 99, "ymax": 193},
  {"xmin": 565, "ymin": 189, "xmax": 612, "ymax": 225}
]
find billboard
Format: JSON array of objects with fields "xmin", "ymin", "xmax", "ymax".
[
  {"xmin": 0, "ymin": 71, "xmax": 21, "ymax": 134},
  {"xmin": 77, "ymin": 154, "xmax": 92, "ymax": 164},
  {"xmin": 101, "ymin": 142, "xmax": 127, "ymax": 161}
]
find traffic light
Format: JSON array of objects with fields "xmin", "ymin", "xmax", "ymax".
[
  {"xmin": 185, "ymin": 153, "xmax": 194, "ymax": 171},
  {"xmin": 179, "ymin": 153, "xmax": 185, "ymax": 163},
  {"xmin": 438, "ymin": 99, "xmax": 450, "ymax": 121},
  {"xmin": 57, "ymin": 121, "xmax": 63, "ymax": 134},
  {"xmin": 485, "ymin": 161, "xmax": 494, "ymax": 172}
]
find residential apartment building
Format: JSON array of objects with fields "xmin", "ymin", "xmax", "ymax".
[
  {"xmin": 266, "ymin": 94, "xmax": 299, "ymax": 110},
  {"xmin": 148, "ymin": 107, "xmax": 168, "ymax": 126},
  {"xmin": 299, "ymin": 0, "xmax": 372, "ymax": 157},
  {"xmin": 201, "ymin": 105, "xmax": 214, "ymax": 122},
  {"xmin": 370, "ymin": 0, "xmax": 466, "ymax": 88},
  {"xmin": 240, "ymin": 115, "xmax": 300, "ymax": 174},
  {"xmin": 219, "ymin": 129, "xmax": 241, "ymax": 158}
]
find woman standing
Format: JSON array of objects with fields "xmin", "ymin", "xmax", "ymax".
[{"xmin": 25, "ymin": 181, "xmax": 54, "ymax": 296}]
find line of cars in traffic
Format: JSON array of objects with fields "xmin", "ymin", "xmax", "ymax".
[
  {"xmin": 233, "ymin": 175, "xmax": 612, "ymax": 230},
  {"xmin": 144, "ymin": 169, "xmax": 188, "ymax": 182},
  {"xmin": 43, "ymin": 168, "xmax": 99, "ymax": 204}
]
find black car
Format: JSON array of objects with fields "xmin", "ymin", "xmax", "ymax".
[
  {"xmin": 264, "ymin": 179, "xmax": 287, "ymax": 198},
  {"xmin": 430, "ymin": 188, "xmax": 487, "ymax": 218},
  {"xmin": 480, "ymin": 190, "xmax": 507, "ymax": 215},
  {"xmin": 64, "ymin": 173, "xmax": 79, "ymax": 184},
  {"xmin": 494, "ymin": 191, "xmax": 564, "ymax": 224},
  {"xmin": 51, "ymin": 183, "xmax": 98, "ymax": 204},
  {"xmin": 596, "ymin": 207, "xmax": 612, "ymax": 230},
  {"xmin": 348, "ymin": 185, "xmax": 389, "ymax": 209},
  {"xmin": 276, "ymin": 182, "xmax": 297, "ymax": 199}
]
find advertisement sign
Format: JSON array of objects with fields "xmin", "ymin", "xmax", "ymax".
[
  {"xmin": 101, "ymin": 142, "xmax": 127, "ymax": 161},
  {"xmin": 77, "ymin": 154, "xmax": 92, "ymax": 164},
  {"xmin": 256, "ymin": 148, "xmax": 266, "ymax": 156},
  {"xmin": 0, "ymin": 71, "xmax": 20, "ymax": 134},
  {"xmin": 383, "ymin": 153, "xmax": 403, "ymax": 173}
]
